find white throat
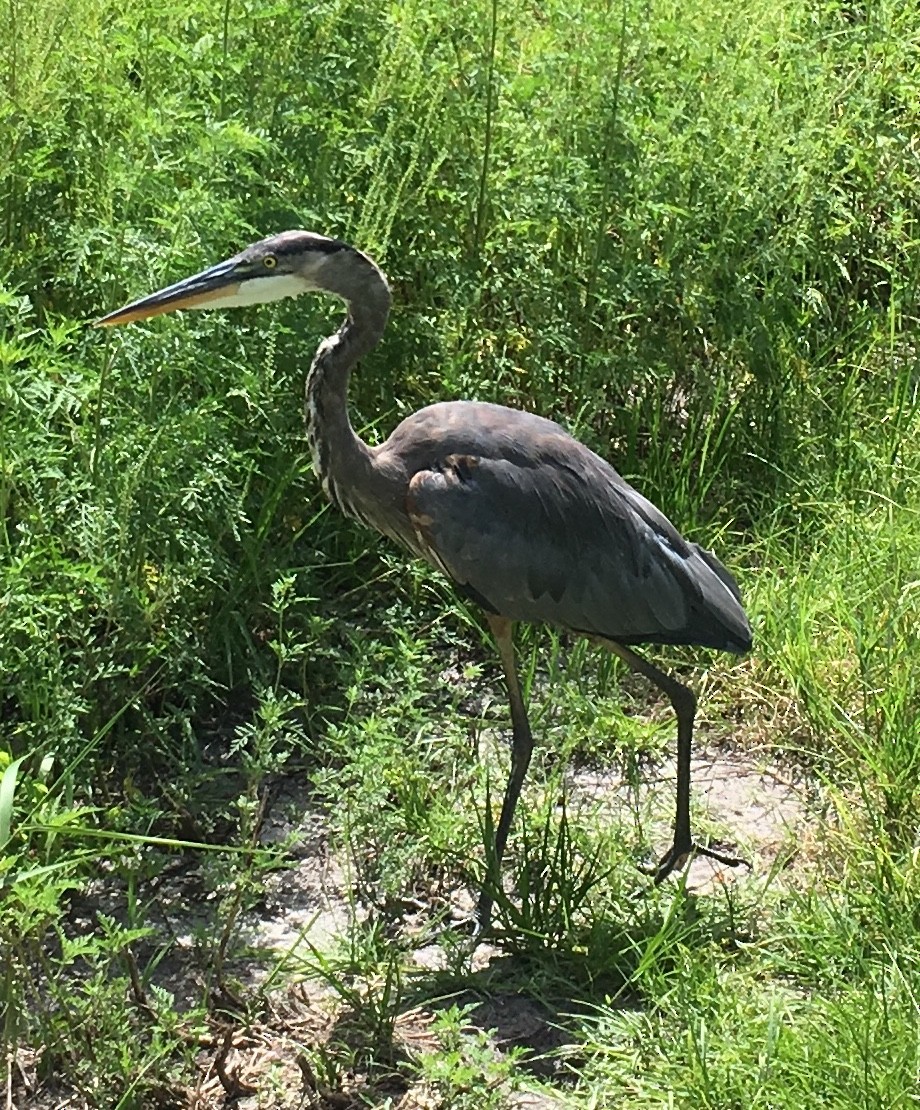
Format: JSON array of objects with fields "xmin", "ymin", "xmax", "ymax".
[{"xmin": 218, "ymin": 273, "xmax": 313, "ymax": 307}]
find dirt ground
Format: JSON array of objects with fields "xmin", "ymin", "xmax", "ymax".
[{"xmin": 12, "ymin": 741, "xmax": 817, "ymax": 1110}]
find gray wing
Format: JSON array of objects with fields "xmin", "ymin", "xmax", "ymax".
[{"xmin": 405, "ymin": 449, "xmax": 751, "ymax": 653}]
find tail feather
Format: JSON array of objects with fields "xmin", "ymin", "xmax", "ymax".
[{"xmin": 689, "ymin": 543, "xmax": 752, "ymax": 653}]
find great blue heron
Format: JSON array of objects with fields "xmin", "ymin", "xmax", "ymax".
[{"xmin": 96, "ymin": 230, "xmax": 753, "ymax": 931}]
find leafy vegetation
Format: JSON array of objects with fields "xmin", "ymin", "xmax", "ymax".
[{"xmin": 2, "ymin": 0, "xmax": 919, "ymax": 1105}]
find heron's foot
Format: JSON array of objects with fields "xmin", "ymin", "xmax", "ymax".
[
  {"xmin": 418, "ymin": 891, "xmax": 492, "ymax": 945},
  {"xmin": 412, "ymin": 907, "xmax": 483, "ymax": 950},
  {"xmin": 448, "ymin": 912, "xmax": 484, "ymax": 942},
  {"xmin": 640, "ymin": 839, "xmax": 751, "ymax": 886}
]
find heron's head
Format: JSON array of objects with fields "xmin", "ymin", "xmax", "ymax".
[{"xmin": 94, "ymin": 231, "xmax": 358, "ymax": 328}]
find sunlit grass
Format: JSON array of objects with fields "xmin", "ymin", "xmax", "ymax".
[{"xmin": 1, "ymin": 0, "xmax": 919, "ymax": 1103}]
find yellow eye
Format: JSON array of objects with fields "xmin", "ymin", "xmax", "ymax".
[{"xmin": 263, "ymin": 254, "xmax": 278, "ymax": 269}]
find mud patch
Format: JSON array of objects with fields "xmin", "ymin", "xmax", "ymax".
[
  {"xmin": 569, "ymin": 743, "xmax": 813, "ymax": 893},
  {"xmin": 14, "ymin": 742, "xmax": 820, "ymax": 1109}
]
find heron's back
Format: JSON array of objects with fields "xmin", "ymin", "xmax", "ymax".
[{"xmin": 376, "ymin": 401, "xmax": 752, "ymax": 654}]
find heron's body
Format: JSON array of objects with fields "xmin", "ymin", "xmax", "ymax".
[
  {"xmin": 348, "ymin": 400, "xmax": 749, "ymax": 653},
  {"xmin": 97, "ymin": 230, "xmax": 752, "ymax": 932}
]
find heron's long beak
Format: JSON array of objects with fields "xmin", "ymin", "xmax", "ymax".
[{"xmin": 93, "ymin": 255, "xmax": 244, "ymax": 327}]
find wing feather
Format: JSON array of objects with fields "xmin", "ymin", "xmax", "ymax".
[{"xmin": 405, "ymin": 446, "xmax": 750, "ymax": 652}]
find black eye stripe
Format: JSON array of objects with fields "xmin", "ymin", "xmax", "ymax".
[
  {"xmin": 271, "ymin": 235, "xmax": 348, "ymax": 257},
  {"xmin": 240, "ymin": 232, "xmax": 351, "ymax": 268}
]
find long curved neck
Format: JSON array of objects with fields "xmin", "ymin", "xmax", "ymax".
[{"xmin": 304, "ymin": 250, "xmax": 391, "ymax": 518}]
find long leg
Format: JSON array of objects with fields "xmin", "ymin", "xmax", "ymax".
[
  {"xmin": 604, "ymin": 641, "xmax": 746, "ymax": 882},
  {"xmin": 477, "ymin": 614, "xmax": 534, "ymax": 932}
]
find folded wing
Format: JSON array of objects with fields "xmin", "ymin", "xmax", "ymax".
[{"xmin": 405, "ymin": 446, "xmax": 751, "ymax": 654}]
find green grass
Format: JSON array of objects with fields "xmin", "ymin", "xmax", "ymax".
[{"xmin": 2, "ymin": 0, "xmax": 920, "ymax": 1104}]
